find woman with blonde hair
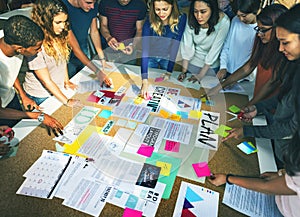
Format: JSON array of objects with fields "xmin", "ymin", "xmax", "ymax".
[
  {"xmin": 23, "ymin": 0, "xmax": 79, "ymax": 106},
  {"xmin": 140, "ymin": 0, "xmax": 186, "ymax": 98}
]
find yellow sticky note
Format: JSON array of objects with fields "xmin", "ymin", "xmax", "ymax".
[
  {"xmin": 134, "ymin": 96, "xmax": 143, "ymax": 104},
  {"xmin": 201, "ymin": 97, "xmax": 207, "ymax": 103},
  {"xmin": 170, "ymin": 114, "xmax": 181, "ymax": 121},
  {"xmin": 189, "ymin": 110, "xmax": 202, "ymax": 119},
  {"xmin": 159, "ymin": 109, "xmax": 169, "ymax": 118},
  {"xmin": 156, "ymin": 161, "xmax": 172, "ymax": 176},
  {"xmin": 117, "ymin": 42, "xmax": 125, "ymax": 50}
]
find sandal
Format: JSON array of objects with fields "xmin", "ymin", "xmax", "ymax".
[{"xmin": 178, "ymin": 72, "xmax": 187, "ymax": 82}]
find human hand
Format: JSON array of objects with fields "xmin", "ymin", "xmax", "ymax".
[
  {"xmin": 0, "ymin": 140, "xmax": 10, "ymax": 156},
  {"xmin": 96, "ymin": 70, "xmax": 112, "ymax": 87},
  {"xmin": 101, "ymin": 60, "xmax": 112, "ymax": 69},
  {"xmin": 0, "ymin": 126, "xmax": 14, "ymax": 142},
  {"xmin": 260, "ymin": 172, "xmax": 280, "ymax": 180},
  {"xmin": 140, "ymin": 79, "xmax": 149, "ymax": 99},
  {"xmin": 187, "ymin": 74, "xmax": 202, "ymax": 83},
  {"xmin": 107, "ymin": 37, "xmax": 119, "ymax": 50},
  {"xmin": 222, "ymin": 127, "xmax": 244, "ymax": 142},
  {"xmin": 207, "ymin": 173, "xmax": 226, "ymax": 186},
  {"xmin": 216, "ymin": 69, "xmax": 227, "ymax": 80},
  {"xmin": 240, "ymin": 105, "xmax": 257, "ymax": 122},
  {"xmin": 65, "ymin": 98, "xmax": 81, "ymax": 107},
  {"xmin": 64, "ymin": 80, "xmax": 78, "ymax": 90},
  {"xmin": 21, "ymin": 95, "xmax": 40, "ymax": 111},
  {"xmin": 204, "ymin": 84, "xmax": 223, "ymax": 98},
  {"xmin": 178, "ymin": 72, "xmax": 187, "ymax": 82},
  {"xmin": 122, "ymin": 44, "xmax": 133, "ymax": 55},
  {"xmin": 42, "ymin": 114, "xmax": 64, "ymax": 137}
]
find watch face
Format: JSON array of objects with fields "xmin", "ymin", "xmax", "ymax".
[{"xmin": 38, "ymin": 113, "xmax": 44, "ymax": 122}]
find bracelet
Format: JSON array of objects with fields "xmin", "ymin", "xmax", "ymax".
[
  {"xmin": 226, "ymin": 174, "xmax": 234, "ymax": 185},
  {"xmin": 99, "ymin": 57, "xmax": 105, "ymax": 61}
]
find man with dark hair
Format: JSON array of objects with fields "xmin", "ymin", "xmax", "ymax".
[
  {"xmin": 99, "ymin": 0, "xmax": 147, "ymax": 64},
  {"xmin": 0, "ymin": 15, "xmax": 64, "ymax": 136}
]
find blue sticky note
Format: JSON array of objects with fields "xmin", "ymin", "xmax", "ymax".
[
  {"xmin": 186, "ymin": 186, "xmax": 203, "ymax": 202},
  {"xmin": 206, "ymin": 100, "xmax": 215, "ymax": 106},
  {"xmin": 115, "ymin": 190, "xmax": 123, "ymax": 198},
  {"xmin": 98, "ymin": 110, "xmax": 112, "ymax": 119},
  {"xmin": 177, "ymin": 111, "xmax": 189, "ymax": 119}
]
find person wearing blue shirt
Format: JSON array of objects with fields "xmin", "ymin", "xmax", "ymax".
[{"xmin": 140, "ymin": 0, "xmax": 186, "ymax": 98}]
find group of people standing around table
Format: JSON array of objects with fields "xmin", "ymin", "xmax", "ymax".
[{"xmin": 0, "ymin": 0, "xmax": 300, "ymax": 215}]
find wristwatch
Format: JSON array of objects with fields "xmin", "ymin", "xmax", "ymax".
[{"xmin": 37, "ymin": 112, "xmax": 45, "ymax": 122}]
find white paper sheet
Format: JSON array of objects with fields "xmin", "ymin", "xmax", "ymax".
[
  {"xmin": 223, "ymin": 184, "xmax": 283, "ymax": 217},
  {"xmin": 151, "ymin": 117, "xmax": 193, "ymax": 144},
  {"xmin": 53, "ymin": 106, "xmax": 100, "ymax": 144},
  {"xmin": 17, "ymin": 150, "xmax": 72, "ymax": 199},
  {"xmin": 253, "ymin": 116, "xmax": 277, "ymax": 173},
  {"xmin": 173, "ymin": 181, "xmax": 219, "ymax": 217},
  {"xmin": 62, "ymin": 178, "xmax": 112, "ymax": 217},
  {"xmin": 112, "ymin": 103, "xmax": 152, "ymax": 123},
  {"xmin": 194, "ymin": 111, "xmax": 220, "ymax": 150}
]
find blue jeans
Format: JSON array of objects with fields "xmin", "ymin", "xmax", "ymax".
[
  {"xmin": 187, "ymin": 63, "xmax": 219, "ymax": 75},
  {"xmin": 26, "ymin": 93, "xmax": 48, "ymax": 105},
  {"xmin": 148, "ymin": 57, "xmax": 169, "ymax": 70}
]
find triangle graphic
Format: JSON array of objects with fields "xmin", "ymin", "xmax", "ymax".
[
  {"xmin": 184, "ymin": 103, "xmax": 191, "ymax": 108},
  {"xmin": 181, "ymin": 209, "xmax": 197, "ymax": 217},
  {"xmin": 183, "ymin": 198, "xmax": 194, "ymax": 209},
  {"xmin": 186, "ymin": 186, "xmax": 203, "ymax": 202}
]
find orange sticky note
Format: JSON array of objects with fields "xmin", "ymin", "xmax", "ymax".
[
  {"xmin": 170, "ymin": 114, "xmax": 181, "ymax": 121},
  {"xmin": 159, "ymin": 109, "xmax": 169, "ymax": 118}
]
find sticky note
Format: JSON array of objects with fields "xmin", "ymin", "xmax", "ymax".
[
  {"xmin": 117, "ymin": 42, "xmax": 125, "ymax": 50},
  {"xmin": 134, "ymin": 96, "xmax": 144, "ymax": 104},
  {"xmin": 156, "ymin": 161, "xmax": 172, "ymax": 176},
  {"xmin": 189, "ymin": 110, "xmax": 202, "ymax": 119},
  {"xmin": 237, "ymin": 141, "xmax": 257, "ymax": 154},
  {"xmin": 192, "ymin": 162, "xmax": 211, "ymax": 177},
  {"xmin": 122, "ymin": 207, "xmax": 142, "ymax": 217},
  {"xmin": 98, "ymin": 110, "xmax": 112, "ymax": 119},
  {"xmin": 206, "ymin": 100, "xmax": 215, "ymax": 106},
  {"xmin": 137, "ymin": 144, "xmax": 154, "ymax": 157},
  {"xmin": 229, "ymin": 105, "xmax": 241, "ymax": 113},
  {"xmin": 155, "ymin": 77, "xmax": 164, "ymax": 82},
  {"xmin": 177, "ymin": 111, "xmax": 189, "ymax": 119},
  {"xmin": 55, "ymin": 142, "xmax": 65, "ymax": 152},
  {"xmin": 126, "ymin": 121, "xmax": 137, "ymax": 129},
  {"xmin": 201, "ymin": 97, "xmax": 207, "ymax": 103},
  {"xmin": 159, "ymin": 109, "xmax": 169, "ymax": 118},
  {"xmin": 116, "ymin": 119, "xmax": 127, "ymax": 127},
  {"xmin": 164, "ymin": 140, "xmax": 180, "ymax": 152},
  {"xmin": 214, "ymin": 125, "xmax": 232, "ymax": 137},
  {"xmin": 170, "ymin": 114, "xmax": 181, "ymax": 121}
]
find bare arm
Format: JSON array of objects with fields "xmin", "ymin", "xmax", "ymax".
[
  {"xmin": 208, "ymin": 173, "xmax": 296, "ymax": 195},
  {"xmin": 90, "ymin": 18, "xmax": 105, "ymax": 59},
  {"xmin": 247, "ymin": 76, "xmax": 281, "ymax": 106},
  {"xmin": 100, "ymin": 15, "xmax": 118, "ymax": 50},
  {"xmin": 13, "ymin": 78, "xmax": 39, "ymax": 111}
]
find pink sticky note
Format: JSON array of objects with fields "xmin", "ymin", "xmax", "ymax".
[
  {"xmin": 137, "ymin": 144, "xmax": 154, "ymax": 157},
  {"xmin": 155, "ymin": 77, "xmax": 164, "ymax": 82},
  {"xmin": 123, "ymin": 207, "xmax": 143, "ymax": 217},
  {"xmin": 87, "ymin": 92, "xmax": 100, "ymax": 102},
  {"xmin": 165, "ymin": 140, "xmax": 180, "ymax": 152},
  {"xmin": 192, "ymin": 162, "xmax": 211, "ymax": 177}
]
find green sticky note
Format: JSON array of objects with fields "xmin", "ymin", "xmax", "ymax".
[
  {"xmin": 229, "ymin": 105, "xmax": 241, "ymax": 113},
  {"xmin": 214, "ymin": 125, "xmax": 232, "ymax": 137}
]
